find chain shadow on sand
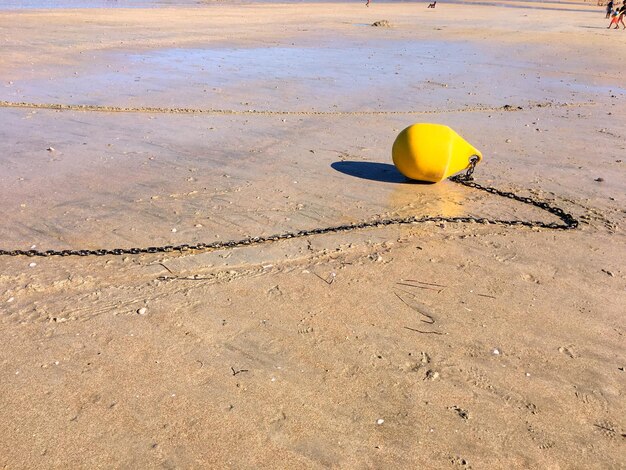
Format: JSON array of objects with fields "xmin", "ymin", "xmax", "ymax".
[{"xmin": 331, "ymin": 161, "xmax": 433, "ymax": 185}]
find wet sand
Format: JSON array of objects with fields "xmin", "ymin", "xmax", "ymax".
[{"xmin": 1, "ymin": 1, "xmax": 625, "ymax": 468}]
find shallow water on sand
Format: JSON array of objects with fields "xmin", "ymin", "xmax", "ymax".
[{"xmin": 2, "ymin": 40, "xmax": 554, "ymax": 112}]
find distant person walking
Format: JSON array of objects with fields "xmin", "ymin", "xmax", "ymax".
[
  {"xmin": 606, "ymin": 0, "xmax": 613, "ymax": 17},
  {"xmin": 617, "ymin": 0, "xmax": 626, "ymax": 28},
  {"xmin": 607, "ymin": 7, "xmax": 620, "ymax": 27},
  {"xmin": 366, "ymin": 0, "xmax": 370, "ymax": 6}
]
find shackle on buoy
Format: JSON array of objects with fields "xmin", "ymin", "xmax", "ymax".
[{"xmin": 392, "ymin": 123, "xmax": 482, "ymax": 183}]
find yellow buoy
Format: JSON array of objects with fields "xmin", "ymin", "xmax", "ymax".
[{"xmin": 392, "ymin": 123, "xmax": 482, "ymax": 182}]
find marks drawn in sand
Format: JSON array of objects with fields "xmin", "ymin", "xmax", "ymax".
[{"xmin": 594, "ymin": 421, "xmax": 626, "ymax": 440}]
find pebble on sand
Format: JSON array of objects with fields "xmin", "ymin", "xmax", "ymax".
[
  {"xmin": 492, "ymin": 348, "xmax": 500, "ymax": 355},
  {"xmin": 137, "ymin": 307, "xmax": 147, "ymax": 315},
  {"xmin": 377, "ymin": 419, "xmax": 385, "ymax": 425}
]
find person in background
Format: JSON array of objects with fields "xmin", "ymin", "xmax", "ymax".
[
  {"xmin": 606, "ymin": 0, "xmax": 614, "ymax": 17},
  {"xmin": 607, "ymin": 6, "xmax": 620, "ymax": 27},
  {"xmin": 616, "ymin": 0, "xmax": 626, "ymax": 28}
]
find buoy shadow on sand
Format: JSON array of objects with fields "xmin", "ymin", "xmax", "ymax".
[{"xmin": 331, "ymin": 161, "xmax": 433, "ymax": 185}]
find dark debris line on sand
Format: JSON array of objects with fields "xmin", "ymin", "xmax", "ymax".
[{"xmin": 0, "ymin": 100, "xmax": 595, "ymax": 116}]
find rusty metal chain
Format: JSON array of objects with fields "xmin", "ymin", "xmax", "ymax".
[
  {"xmin": 449, "ymin": 156, "xmax": 578, "ymax": 230},
  {"xmin": 0, "ymin": 163, "xmax": 578, "ymax": 258}
]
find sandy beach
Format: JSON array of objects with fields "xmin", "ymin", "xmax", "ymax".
[{"xmin": 1, "ymin": 1, "xmax": 625, "ymax": 468}]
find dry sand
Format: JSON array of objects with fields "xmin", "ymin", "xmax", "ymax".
[{"xmin": 0, "ymin": 1, "xmax": 625, "ymax": 468}]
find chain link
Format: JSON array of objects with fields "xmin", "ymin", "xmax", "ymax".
[
  {"xmin": 0, "ymin": 164, "xmax": 578, "ymax": 258},
  {"xmin": 449, "ymin": 156, "xmax": 578, "ymax": 230}
]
